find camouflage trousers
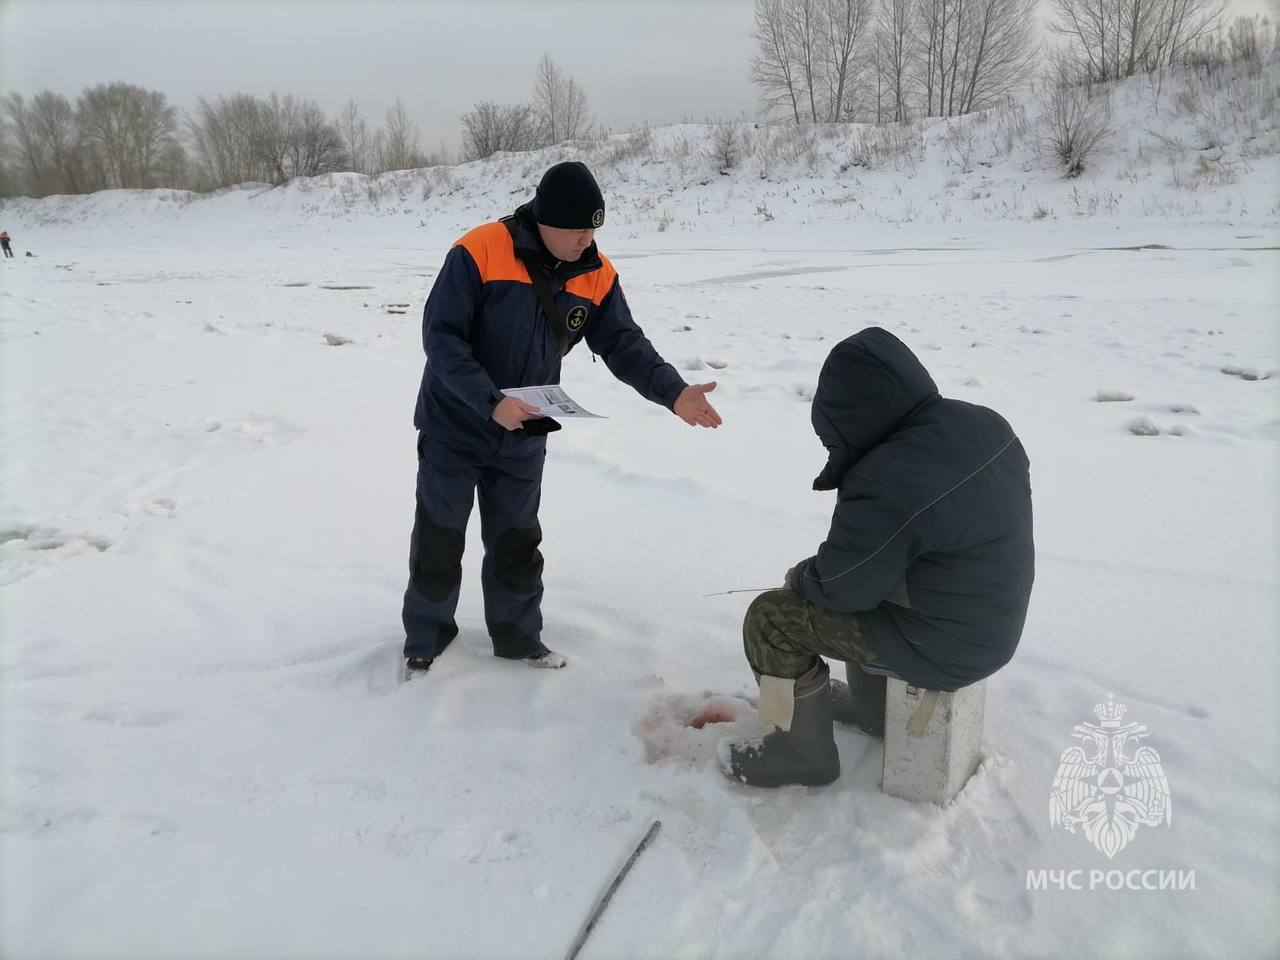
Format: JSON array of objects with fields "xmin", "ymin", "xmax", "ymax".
[{"xmin": 743, "ymin": 588, "xmax": 882, "ymax": 679}]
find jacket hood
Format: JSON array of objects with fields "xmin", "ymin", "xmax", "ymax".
[{"xmin": 810, "ymin": 327, "xmax": 939, "ymax": 490}]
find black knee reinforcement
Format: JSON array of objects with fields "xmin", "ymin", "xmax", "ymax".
[
  {"xmin": 409, "ymin": 503, "xmax": 466, "ymax": 602},
  {"xmin": 493, "ymin": 524, "xmax": 543, "ymax": 594}
]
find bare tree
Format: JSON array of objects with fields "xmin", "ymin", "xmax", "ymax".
[
  {"xmin": 426, "ymin": 139, "xmax": 454, "ymax": 166},
  {"xmin": 249, "ymin": 93, "xmax": 348, "ymax": 181},
  {"xmin": 335, "ymin": 100, "xmax": 370, "ymax": 173},
  {"xmin": 0, "ymin": 91, "xmax": 84, "ymax": 195},
  {"xmin": 188, "ymin": 93, "xmax": 272, "ymax": 189},
  {"xmin": 963, "ymin": 0, "xmax": 1040, "ymax": 112},
  {"xmin": 877, "ymin": 0, "xmax": 917, "ymax": 120},
  {"xmin": 912, "ymin": 0, "xmax": 1038, "ymax": 117},
  {"xmin": 459, "ymin": 100, "xmax": 538, "ymax": 160},
  {"xmin": 188, "ymin": 91, "xmax": 341, "ymax": 187},
  {"xmin": 531, "ymin": 54, "xmax": 593, "ymax": 146},
  {"xmin": 154, "ymin": 138, "xmax": 191, "ymax": 189},
  {"xmin": 1040, "ymin": 58, "xmax": 1113, "ymax": 176},
  {"xmin": 533, "ymin": 54, "xmax": 565, "ymax": 144},
  {"xmin": 752, "ymin": 0, "xmax": 873, "ymax": 122},
  {"xmin": 1226, "ymin": 14, "xmax": 1264, "ymax": 60},
  {"xmin": 913, "ymin": 0, "xmax": 944, "ymax": 115},
  {"xmin": 0, "ymin": 119, "xmax": 13, "ymax": 197},
  {"xmin": 708, "ymin": 123, "xmax": 740, "ymax": 172},
  {"xmin": 288, "ymin": 99, "xmax": 347, "ymax": 177},
  {"xmin": 1, "ymin": 94, "xmax": 47, "ymax": 195},
  {"xmin": 752, "ymin": 0, "xmax": 805, "ymax": 122},
  {"xmin": 379, "ymin": 97, "xmax": 425, "ymax": 172},
  {"xmin": 821, "ymin": 0, "xmax": 874, "ymax": 120},
  {"xmin": 30, "ymin": 92, "xmax": 84, "ymax": 193},
  {"xmin": 76, "ymin": 82, "xmax": 178, "ymax": 189},
  {"xmin": 1050, "ymin": 0, "xmax": 1226, "ymax": 80},
  {"xmin": 255, "ymin": 93, "xmax": 300, "ymax": 183},
  {"xmin": 788, "ymin": 0, "xmax": 825, "ymax": 119}
]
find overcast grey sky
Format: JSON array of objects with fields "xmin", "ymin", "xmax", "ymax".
[
  {"xmin": 0, "ymin": 0, "xmax": 762, "ymax": 152},
  {"xmin": 0, "ymin": 0, "xmax": 1267, "ymax": 153}
]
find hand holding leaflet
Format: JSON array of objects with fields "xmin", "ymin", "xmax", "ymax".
[{"xmin": 501, "ymin": 385, "xmax": 605, "ymax": 419}]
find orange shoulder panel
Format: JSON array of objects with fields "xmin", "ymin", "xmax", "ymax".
[
  {"xmin": 455, "ymin": 222, "xmax": 529, "ymax": 285},
  {"xmin": 564, "ymin": 252, "xmax": 618, "ymax": 306}
]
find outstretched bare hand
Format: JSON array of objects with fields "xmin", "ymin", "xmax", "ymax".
[{"xmin": 674, "ymin": 381, "xmax": 722, "ymax": 428}]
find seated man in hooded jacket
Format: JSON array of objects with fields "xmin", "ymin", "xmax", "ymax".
[{"xmin": 721, "ymin": 327, "xmax": 1035, "ymax": 788}]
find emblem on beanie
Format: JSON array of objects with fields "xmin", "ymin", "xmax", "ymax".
[
  {"xmin": 566, "ymin": 305, "xmax": 588, "ymax": 332},
  {"xmin": 591, "ymin": 209, "xmax": 605, "ymax": 228}
]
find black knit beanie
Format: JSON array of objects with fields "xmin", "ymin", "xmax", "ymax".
[{"xmin": 532, "ymin": 161, "xmax": 605, "ymax": 229}]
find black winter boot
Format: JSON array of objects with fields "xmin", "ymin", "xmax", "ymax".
[
  {"xmin": 828, "ymin": 662, "xmax": 887, "ymax": 737},
  {"xmin": 721, "ymin": 662, "xmax": 840, "ymax": 787}
]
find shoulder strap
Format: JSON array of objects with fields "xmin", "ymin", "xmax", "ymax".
[{"xmin": 503, "ymin": 217, "xmax": 568, "ymax": 356}]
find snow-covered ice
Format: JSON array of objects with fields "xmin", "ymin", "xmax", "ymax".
[{"xmin": 2, "ymin": 65, "xmax": 1279, "ymax": 959}]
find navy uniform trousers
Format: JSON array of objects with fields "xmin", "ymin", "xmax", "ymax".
[{"xmin": 401, "ymin": 432, "xmax": 547, "ymax": 660}]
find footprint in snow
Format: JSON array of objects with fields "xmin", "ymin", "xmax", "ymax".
[
  {"xmin": 80, "ymin": 705, "xmax": 182, "ymax": 728},
  {"xmin": 1127, "ymin": 417, "xmax": 1188, "ymax": 437},
  {"xmin": 0, "ymin": 525, "xmax": 112, "ymax": 585},
  {"xmin": 1095, "ymin": 389, "xmax": 1134, "ymax": 402},
  {"xmin": 295, "ymin": 641, "xmax": 405, "ymax": 696},
  {"xmin": 145, "ymin": 497, "xmax": 178, "ymax": 518},
  {"xmin": 1, "ymin": 804, "xmax": 177, "ymax": 840},
  {"xmin": 201, "ymin": 414, "xmax": 304, "ymax": 448},
  {"xmin": 1220, "ymin": 365, "xmax": 1274, "ymax": 382}
]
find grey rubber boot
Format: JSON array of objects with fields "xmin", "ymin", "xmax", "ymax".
[
  {"xmin": 828, "ymin": 662, "xmax": 887, "ymax": 737},
  {"xmin": 721, "ymin": 662, "xmax": 840, "ymax": 787}
]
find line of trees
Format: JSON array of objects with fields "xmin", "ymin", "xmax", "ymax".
[
  {"xmin": 1050, "ymin": 0, "xmax": 1227, "ymax": 82},
  {"xmin": 0, "ymin": 82, "xmax": 454, "ymax": 197},
  {"xmin": 459, "ymin": 54, "xmax": 594, "ymax": 161},
  {"xmin": 187, "ymin": 93, "xmax": 433, "ymax": 187},
  {"xmin": 3, "ymin": 14, "xmax": 1268, "ymax": 199},
  {"xmin": 1, "ymin": 53, "xmax": 594, "ymax": 197},
  {"xmin": 1, "ymin": 83, "xmax": 186, "ymax": 196},
  {"xmin": 751, "ymin": 0, "xmax": 1235, "ymax": 123},
  {"xmin": 753, "ymin": 0, "xmax": 1039, "ymax": 123}
]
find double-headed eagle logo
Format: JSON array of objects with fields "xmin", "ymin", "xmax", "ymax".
[{"xmin": 1049, "ymin": 694, "xmax": 1172, "ymax": 859}]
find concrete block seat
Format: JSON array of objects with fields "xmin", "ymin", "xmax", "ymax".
[{"xmin": 852, "ymin": 663, "xmax": 987, "ymax": 805}]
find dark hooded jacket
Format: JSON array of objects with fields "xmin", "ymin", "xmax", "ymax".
[{"xmin": 791, "ymin": 327, "xmax": 1034, "ymax": 691}]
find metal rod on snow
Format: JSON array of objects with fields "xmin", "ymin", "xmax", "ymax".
[
  {"xmin": 702, "ymin": 586, "xmax": 775, "ymax": 598},
  {"xmin": 565, "ymin": 818, "xmax": 663, "ymax": 960}
]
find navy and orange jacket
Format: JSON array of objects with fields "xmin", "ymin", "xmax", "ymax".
[{"xmin": 414, "ymin": 204, "xmax": 687, "ymax": 455}]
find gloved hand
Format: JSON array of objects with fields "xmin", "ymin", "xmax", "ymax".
[
  {"xmin": 784, "ymin": 564, "xmax": 804, "ymax": 593},
  {"xmin": 516, "ymin": 416, "xmax": 562, "ymax": 438}
]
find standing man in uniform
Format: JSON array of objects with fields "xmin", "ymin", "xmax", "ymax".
[{"xmin": 403, "ymin": 161, "xmax": 721, "ymax": 676}]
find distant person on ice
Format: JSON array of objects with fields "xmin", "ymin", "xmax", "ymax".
[
  {"xmin": 402, "ymin": 161, "xmax": 722, "ymax": 676},
  {"xmin": 720, "ymin": 327, "xmax": 1034, "ymax": 787},
  {"xmin": 0, "ymin": 231, "xmax": 12, "ymax": 258}
]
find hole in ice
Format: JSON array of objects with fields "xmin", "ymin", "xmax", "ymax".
[{"xmin": 633, "ymin": 693, "xmax": 767, "ymax": 765}]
